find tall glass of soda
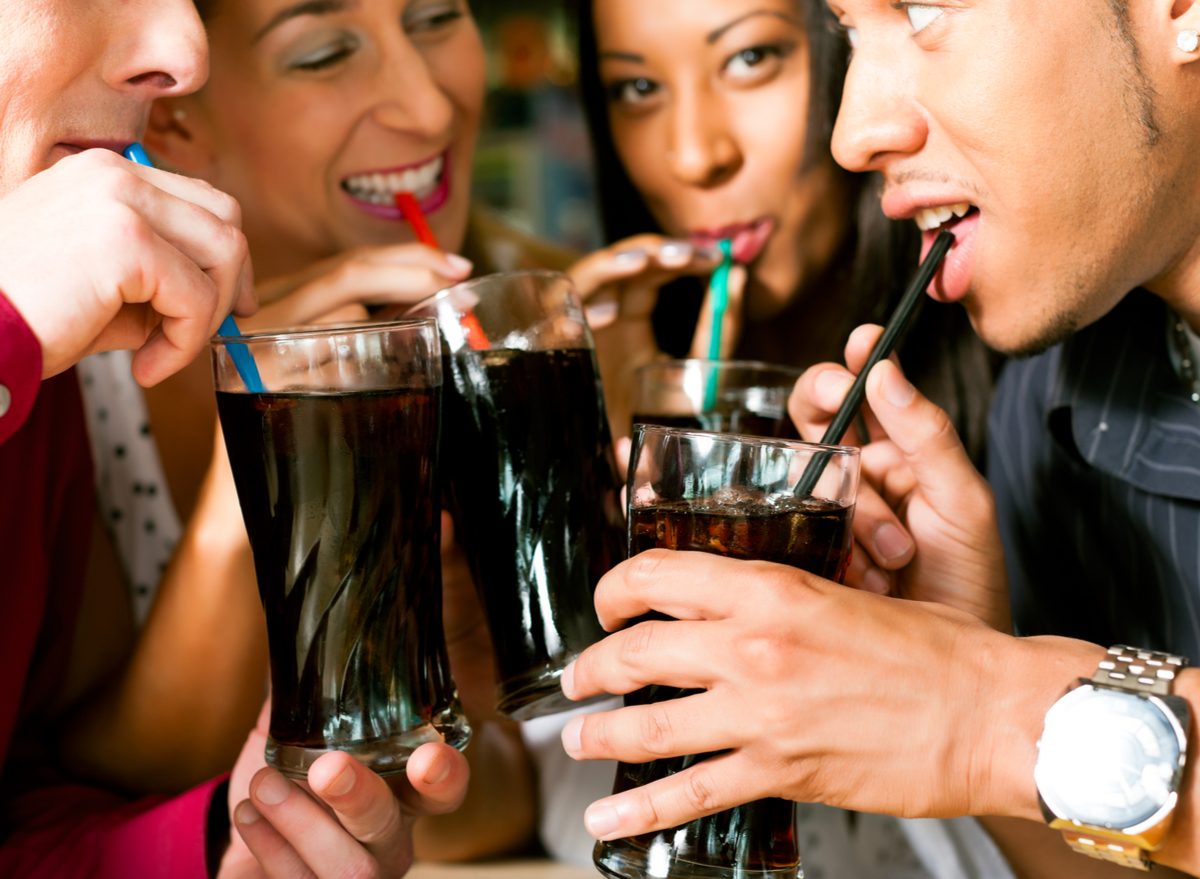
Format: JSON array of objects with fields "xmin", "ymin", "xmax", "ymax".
[
  {"xmin": 631, "ymin": 360, "xmax": 803, "ymax": 439},
  {"xmin": 212, "ymin": 319, "xmax": 469, "ymax": 778},
  {"xmin": 594, "ymin": 424, "xmax": 860, "ymax": 879},
  {"xmin": 407, "ymin": 270, "xmax": 625, "ymax": 721}
]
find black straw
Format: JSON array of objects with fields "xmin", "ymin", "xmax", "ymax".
[{"xmin": 794, "ymin": 229, "xmax": 956, "ymax": 499}]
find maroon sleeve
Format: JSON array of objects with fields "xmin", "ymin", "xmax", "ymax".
[
  {"xmin": 0, "ymin": 776, "xmax": 228, "ymax": 879},
  {"xmin": 0, "ymin": 290, "xmax": 43, "ymax": 446}
]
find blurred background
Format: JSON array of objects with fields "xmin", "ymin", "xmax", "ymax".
[{"xmin": 470, "ymin": 0, "xmax": 603, "ymax": 253}]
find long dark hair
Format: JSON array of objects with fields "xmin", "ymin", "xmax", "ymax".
[{"xmin": 572, "ymin": 0, "xmax": 995, "ymax": 462}]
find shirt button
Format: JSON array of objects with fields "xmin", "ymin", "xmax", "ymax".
[{"xmin": 0, "ymin": 384, "xmax": 10, "ymax": 418}]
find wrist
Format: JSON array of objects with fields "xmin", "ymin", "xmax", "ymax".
[
  {"xmin": 971, "ymin": 634, "xmax": 1106, "ymax": 820},
  {"xmin": 1153, "ymin": 667, "xmax": 1200, "ymax": 871}
]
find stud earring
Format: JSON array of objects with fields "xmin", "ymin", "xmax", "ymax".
[
  {"xmin": 1179, "ymin": 30, "xmax": 1199, "ymax": 53},
  {"xmin": 173, "ymin": 108, "xmax": 187, "ymax": 122}
]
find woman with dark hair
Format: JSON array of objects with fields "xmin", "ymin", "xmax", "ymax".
[
  {"xmin": 569, "ymin": 0, "xmax": 994, "ymax": 467},
  {"xmin": 520, "ymin": 1, "xmax": 1008, "ymax": 875}
]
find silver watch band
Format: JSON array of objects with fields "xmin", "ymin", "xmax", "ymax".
[
  {"xmin": 1058, "ymin": 646, "xmax": 1190, "ymax": 870},
  {"xmin": 1094, "ymin": 645, "xmax": 1188, "ymax": 697}
]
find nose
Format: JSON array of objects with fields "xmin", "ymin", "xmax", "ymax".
[
  {"xmin": 831, "ymin": 43, "xmax": 927, "ymax": 175},
  {"xmin": 666, "ymin": 81, "xmax": 742, "ymax": 187},
  {"xmin": 108, "ymin": 0, "xmax": 208, "ymax": 97},
  {"xmin": 370, "ymin": 32, "xmax": 457, "ymax": 140}
]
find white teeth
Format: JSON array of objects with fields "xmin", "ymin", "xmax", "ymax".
[
  {"xmin": 343, "ymin": 155, "xmax": 445, "ymax": 206},
  {"xmin": 914, "ymin": 202, "xmax": 972, "ymax": 231}
]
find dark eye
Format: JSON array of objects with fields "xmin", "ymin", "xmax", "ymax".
[
  {"xmin": 290, "ymin": 38, "xmax": 358, "ymax": 72},
  {"xmin": 607, "ymin": 78, "xmax": 659, "ymax": 105},
  {"xmin": 723, "ymin": 43, "xmax": 792, "ymax": 81}
]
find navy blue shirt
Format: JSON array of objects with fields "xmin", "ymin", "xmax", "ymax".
[{"xmin": 988, "ymin": 290, "xmax": 1200, "ymax": 662}]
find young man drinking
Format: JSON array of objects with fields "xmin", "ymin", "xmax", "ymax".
[{"xmin": 560, "ymin": 0, "xmax": 1200, "ymax": 874}]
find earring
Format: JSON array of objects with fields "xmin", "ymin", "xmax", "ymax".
[
  {"xmin": 1179, "ymin": 30, "xmax": 1199, "ymax": 52},
  {"xmin": 173, "ymin": 108, "xmax": 187, "ymax": 122}
]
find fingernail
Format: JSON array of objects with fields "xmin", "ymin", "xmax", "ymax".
[
  {"xmin": 324, "ymin": 764, "xmax": 356, "ymax": 797},
  {"xmin": 585, "ymin": 803, "xmax": 621, "ymax": 839},
  {"xmin": 615, "ymin": 248, "xmax": 648, "ymax": 265},
  {"xmin": 659, "ymin": 240, "xmax": 692, "ymax": 262},
  {"xmin": 814, "ymin": 370, "xmax": 854, "ymax": 406},
  {"xmin": 880, "ymin": 365, "xmax": 916, "ymax": 408},
  {"xmin": 863, "ymin": 567, "xmax": 890, "ymax": 595},
  {"xmin": 561, "ymin": 660, "xmax": 576, "ymax": 698},
  {"xmin": 873, "ymin": 522, "xmax": 912, "ymax": 562},
  {"xmin": 562, "ymin": 717, "xmax": 584, "ymax": 757},
  {"xmin": 235, "ymin": 801, "xmax": 262, "ymax": 825},
  {"xmin": 423, "ymin": 755, "xmax": 452, "ymax": 787},
  {"xmin": 586, "ymin": 301, "xmax": 619, "ymax": 327},
  {"xmin": 446, "ymin": 254, "xmax": 473, "ymax": 275},
  {"xmin": 255, "ymin": 771, "xmax": 292, "ymax": 806}
]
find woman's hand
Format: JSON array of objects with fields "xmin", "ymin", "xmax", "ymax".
[
  {"xmin": 788, "ymin": 324, "xmax": 1011, "ymax": 632},
  {"xmin": 568, "ymin": 236, "xmax": 746, "ymax": 438},
  {"xmin": 243, "ymin": 244, "xmax": 473, "ymax": 332},
  {"xmin": 218, "ymin": 702, "xmax": 469, "ymax": 879}
]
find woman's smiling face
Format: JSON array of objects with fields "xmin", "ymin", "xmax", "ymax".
[
  {"xmin": 154, "ymin": 0, "xmax": 485, "ymax": 277},
  {"xmin": 594, "ymin": 0, "xmax": 849, "ymax": 319}
]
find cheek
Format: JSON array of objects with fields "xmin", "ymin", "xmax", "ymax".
[{"xmin": 429, "ymin": 31, "xmax": 487, "ymax": 133}]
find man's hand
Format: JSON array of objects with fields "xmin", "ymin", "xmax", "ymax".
[
  {"xmin": 558, "ymin": 550, "xmax": 1102, "ymax": 842},
  {"xmin": 0, "ymin": 148, "xmax": 255, "ymax": 385},
  {"xmin": 218, "ymin": 703, "xmax": 469, "ymax": 878},
  {"xmin": 789, "ymin": 324, "xmax": 1011, "ymax": 631}
]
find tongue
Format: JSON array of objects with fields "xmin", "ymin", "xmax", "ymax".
[{"xmin": 919, "ymin": 211, "xmax": 979, "ymax": 303}]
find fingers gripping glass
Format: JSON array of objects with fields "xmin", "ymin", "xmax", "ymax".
[
  {"xmin": 594, "ymin": 425, "xmax": 859, "ymax": 879},
  {"xmin": 213, "ymin": 319, "xmax": 470, "ymax": 778}
]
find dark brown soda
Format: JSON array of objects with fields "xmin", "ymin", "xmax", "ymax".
[
  {"xmin": 604, "ymin": 497, "xmax": 853, "ymax": 876},
  {"xmin": 632, "ymin": 411, "xmax": 800, "ymax": 441},
  {"xmin": 217, "ymin": 388, "xmax": 461, "ymax": 758},
  {"xmin": 440, "ymin": 347, "xmax": 625, "ymax": 719}
]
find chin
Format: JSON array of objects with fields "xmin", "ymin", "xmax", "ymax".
[{"xmin": 964, "ymin": 293, "xmax": 1082, "ymax": 360}]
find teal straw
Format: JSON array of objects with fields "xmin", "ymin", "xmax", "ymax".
[
  {"xmin": 123, "ymin": 144, "xmax": 264, "ymax": 393},
  {"xmin": 703, "ymin": 240, "xmax": 734, "ymax": 411}
]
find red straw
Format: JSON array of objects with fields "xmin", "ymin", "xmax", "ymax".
[
  {"xmin": 395, "ymin": 192, "xmax": 440, "ymax": 248},
  {"xmin": 395, "ymin": 192, "xmax": 488, "ymax": 351}
]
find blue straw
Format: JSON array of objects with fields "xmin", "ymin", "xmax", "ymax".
[
  {"xmin": 703, "ymin": 240, "xmax": 734, "ymax": 410},
  {"xmin": 123, "ymin": 144, "xmax": 264, "ymax": 393}
]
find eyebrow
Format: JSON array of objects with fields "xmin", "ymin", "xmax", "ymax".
[
  {"xmin": 599, "ymin": 9, "xmax": 802, "ymax": 62},
  {"xmin": 254, "ymin": 0, "xmax": 348, "ymax": 43},
  {"xmin": 706, "ymin": 10, "xmax": 801, "ymax": 43}
]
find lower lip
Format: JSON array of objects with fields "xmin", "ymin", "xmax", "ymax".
[
  {"xmin": 689, "ymin": 218, "xmax": 776, "ymax": 264},
  {"xmin": 920, "ymin": 211, "xmax": 980, "ymax": 303},
  {"xmin": 341, "ymin": 154, "xmax": 451, "ymax": 222}
]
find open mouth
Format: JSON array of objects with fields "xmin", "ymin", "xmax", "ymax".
[
  {"xmin": 912, "ymin": 202, "xmax": 980, "ymax": 303},
  {"xmin": 340, "ymin": 150, "xmax": 450, "ymax": 220},
  {"xmin": 914, "ymin": 202, "xmax": 978, "ymax": 234},
  {"xmin": 688, "ymin": 217, "xmax": 776, "ymax": 265}
]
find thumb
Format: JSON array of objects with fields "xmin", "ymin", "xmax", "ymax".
[{"xmin": 863, "ymin": 360, "xmax": 979, "ymax": 508}]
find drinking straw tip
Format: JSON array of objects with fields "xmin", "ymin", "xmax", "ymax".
[{"xmin": 123, "ymin": 143, "xmax": 152, "ymax": 167}]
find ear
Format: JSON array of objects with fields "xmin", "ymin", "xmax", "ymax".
[{"xmin": 144, "ymin": 96, "xmax": 216, "ymax": 173}]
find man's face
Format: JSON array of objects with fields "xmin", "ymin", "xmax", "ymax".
[
  {"xmin": 828, "ymin": 0, "xmax": 1200, "ymax": 355},
  {"xmin": 0, "ymin": 0, "xmax": 207, "ymax": 196}
]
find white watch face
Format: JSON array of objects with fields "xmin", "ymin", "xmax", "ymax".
[{"xmin": 1036, "ymin": 686, "xmax": 1184, "ymax": 830}]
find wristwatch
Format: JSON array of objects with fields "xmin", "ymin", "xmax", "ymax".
[{"xmin": 1035, "ymin": 646, "xmax": 1191, "ymax": 870}]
